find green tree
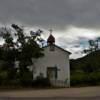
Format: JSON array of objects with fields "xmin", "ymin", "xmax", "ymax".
[
  {"xmin": 12, "ymin": 24, "xmax": 44, "ymax": 86},
  {"xmin": 0, "ymin": 27, "xmax": 18, "ymax": 85},
  {"xmin": 0, "ymin": 25, "xmax": 44, "ymax": 86},
  {"xmin": 84, "ymin": 37, "xmax": 100, "ymax": 54}
]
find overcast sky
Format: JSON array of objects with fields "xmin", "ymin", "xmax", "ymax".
[{"xmin": 0, "ymin": 0, "xmax": 100, "ymax": 58}]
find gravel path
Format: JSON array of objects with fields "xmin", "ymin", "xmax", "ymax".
[{"xmin": 0, "ymin": 86, "xmax": 99, "ymax": 99}]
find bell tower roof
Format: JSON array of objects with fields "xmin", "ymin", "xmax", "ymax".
[{"xmin": 47, "ymin": 34, "xmax": 55, "ymax": 44}]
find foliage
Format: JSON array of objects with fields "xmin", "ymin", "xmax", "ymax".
[
  {"xmin": 71, "ymin": 72, "xmax": 100, "ymax": 86},
  {"xmin": 70, "ymin": 50, "xmax": 100, "ymax": 86},
  {"xmin": 32, "ymin": 77, "xmax": 51, "ymax": 88},
  {"xmin": 0, "ymin": 24, "xmax": 44, "ymax": 87},
  {"xmin": 83, "ymin": 37, "xmax": 100, "ymax": 54}
]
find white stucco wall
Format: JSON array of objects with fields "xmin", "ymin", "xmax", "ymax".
[{"xmin": 33, "ymin": 45, "xmax": 70, "ymax": 87}]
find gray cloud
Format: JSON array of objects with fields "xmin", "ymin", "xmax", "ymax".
[
  {"xmin": 1, "ymin": 0, "xmax": 100, "ymax": 58},
  {"xmin": 0, "ymin": 0, "xmax": 100, "ymax": 30}
]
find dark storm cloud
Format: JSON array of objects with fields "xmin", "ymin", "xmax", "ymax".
[{"xmin": 0, "ymin": 0, "xmax": 100, "ymax": 30}]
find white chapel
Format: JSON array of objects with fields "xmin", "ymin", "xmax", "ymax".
[{"xmin": 33, "ymin": 34, "xmax": 71, "ymax": 87}]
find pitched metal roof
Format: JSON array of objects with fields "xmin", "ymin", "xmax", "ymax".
[{"xmin": 43, "ymin": 45, "xmax": 71, "ymax": 55}]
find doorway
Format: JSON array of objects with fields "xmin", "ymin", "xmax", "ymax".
[{"xmin": 47, "ymin": 67, "xmax": 57, "ymax": 80}]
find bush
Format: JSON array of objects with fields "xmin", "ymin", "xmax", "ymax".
[
  {"xmin": 71, "ymin": 72, "xmax": 100, "ymax": 86},
  {"xmin": 32, "ymin": 77, "xmax": 51, "ymax": 88}
]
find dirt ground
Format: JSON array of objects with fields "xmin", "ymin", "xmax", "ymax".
[{"xmin": 0, "ymin": 86, "xmax": 100, "ymax": 98}]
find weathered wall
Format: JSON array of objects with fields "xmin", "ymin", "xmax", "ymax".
[{"xmin": 33, "ymin": 46, "xmax": 70, "ymax": 87}]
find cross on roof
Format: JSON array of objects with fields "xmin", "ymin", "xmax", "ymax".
[{"xmin": 49, "ymin": 29, "xmax": 53, "ymax": 34}]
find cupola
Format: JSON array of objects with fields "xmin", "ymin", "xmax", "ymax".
[
  {"xmin": 47, "ymin": 34, "xmax": 55, "ymax": 51},
  {"xmin": 47, "ymin": 34, "xmax": 55, "ymax": 46}
]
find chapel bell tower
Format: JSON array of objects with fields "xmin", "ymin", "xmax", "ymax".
[
  {"xmin": 47, "ymin": 34, "xmax": 55, "ymax": 51},
  {"xmin": 47, "ymin": 34, "xmax": 55, "ymax": 46}
]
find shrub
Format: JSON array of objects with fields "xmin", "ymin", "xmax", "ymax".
[
  {"xmin": 32, "ymin": 77, "xmax": 51, "ymax": 88},
  {"xmin": 71, "ymin": 72, "xmax": 100, "ymax": 86}
]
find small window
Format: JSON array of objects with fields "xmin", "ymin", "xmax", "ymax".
[{"xmin": 50, "ymin": 45, "xmax": 55, "ymax": 51}]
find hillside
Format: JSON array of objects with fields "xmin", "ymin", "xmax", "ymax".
[
  {"xmin": 70, "ymin": 50, "xmax": 100, "ymax": 86},
  {"xmin": 70, "ymin": 50, "xmax": 100, "ymax": 72}
]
